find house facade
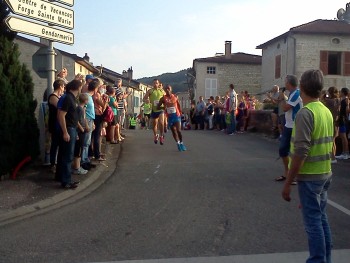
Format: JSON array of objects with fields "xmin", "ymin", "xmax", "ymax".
[
  {"xmin": 176, "ymin": 91, "xmax": 191, "ymax": 113},
  {"xmin": 192, "ymin": 41, "xmax": 262, "ymax": 100},
  {"xmin": 257, "ymin": 19, "xmax": 350, "ymax": 90}
]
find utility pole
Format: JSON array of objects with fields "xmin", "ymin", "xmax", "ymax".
[{"xmin": 46, "ymin": 41, "xmax": 56, "ymax": 95}]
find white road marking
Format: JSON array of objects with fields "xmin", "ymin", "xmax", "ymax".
[
  {"xmin": 144, "ymin": 178, "xmax": 150, "ymax": 183},
  {"xmin": 328, "ymin": 199, "xmax": 350, "ymax": 216}
]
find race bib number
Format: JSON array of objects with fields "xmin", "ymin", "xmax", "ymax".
[
  {"xmin": 153, "ymin": 100, "xmax": 159, "ymax": 106},
  {"xmin": 167, "ymin": 107, "xmax": 176, "ymax": 114}
]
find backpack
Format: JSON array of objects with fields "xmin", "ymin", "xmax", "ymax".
[{"xmin": 103, "ymin": 106, "xmax": 114, "ymax": 123}]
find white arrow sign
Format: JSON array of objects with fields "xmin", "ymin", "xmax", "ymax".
[
  {"xmin": 5, "ymin": 16, "xmax": 74, "ymax": 45},
  {"xmin": 5, "ymin": 0, "xmax": 74, "ymax": 30},
  {"xmin": 52, "ymin": 0, "xmax": 74, "ymax": 7}
]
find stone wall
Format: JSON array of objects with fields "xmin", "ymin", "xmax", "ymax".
[
  {"xmin": 194, "ymin": 61, "xmax": 261, "ymax": 100},
  {"xmin": 247, "ymin": 110, "xmax": 274, "ymax": 135}
]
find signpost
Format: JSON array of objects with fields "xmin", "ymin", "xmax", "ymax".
[
  {"xmin": 52, "ymin": 0, "xmax": 74, "ymax": 7},
  {"xmin": 4, "ymin": 0, "xmax": 74, "ymax": 29},
  {"xmin": 4, "ymin": 0, "xmax": 75, "ymax": 165},
  {"xmin": 5, "ymin": 16, "xmax": 74, "ymax": 45}
]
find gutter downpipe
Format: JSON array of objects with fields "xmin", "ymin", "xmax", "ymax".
[{"xmin": 289, "ymin": 33, "xmax": 297, "ymax": 75}]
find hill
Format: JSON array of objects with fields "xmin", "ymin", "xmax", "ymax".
[{"xmin": 137, "ymin": 69, "xmax": 189, "ymax": 93}]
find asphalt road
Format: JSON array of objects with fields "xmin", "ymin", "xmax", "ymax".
[{"xmin": 0, "ymin": 129, "xmax": 349, "ymax": 263}]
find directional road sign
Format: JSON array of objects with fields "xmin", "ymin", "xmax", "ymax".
[
  {"xmin": 52, "ymin": 0, "xmax": 74, "ymax": 7},
  {"xmin": 5, "ymin": 0, "xmax": 74, "ymax": 30},
  {"xmin": 5, "ymin": 16, "xmax": 74, "ymax": 45}
]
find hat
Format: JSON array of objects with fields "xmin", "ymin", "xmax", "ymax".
[{"xmin": 86, "ymin": 74, "xmax": 94, "ymax": 81}]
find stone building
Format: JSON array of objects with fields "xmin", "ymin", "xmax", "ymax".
[
  {"xmin": 176, "ymin": 91, "xmax": 191, "ymax": 113},
  {"xmin": 192, "ymin": 41, "xmax": 262, "ymax": 100},
  {"xmin": 257, "ymin": 19, "xmax": 350, "ymax": 90}
]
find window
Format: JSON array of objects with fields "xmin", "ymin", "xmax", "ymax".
[
  {"xmin": 320, "ymin": 51, "xmax": 350, "ymax": 76},
  {"xmin": 80, "ymin": 66, "xmax": 83, "ymax": 72},
  {"xmin": 205, "ymin": 78, "xmax": 217, "ymax": 99},
  {"xmin": 207, "ymin": 66, "xmax": 216, "ymax": 74},
  {"xmin": 332, "ymin": 38, "xmax": 340, "ymax": 44},
  {"xmin": 275, "ymin": 55, "xmax": 281, "ymax": 79},
  {"xmin": 134, "ymin": 96, "xmax": 140, "ymax": 107}
]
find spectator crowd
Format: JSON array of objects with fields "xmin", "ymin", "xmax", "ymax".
[{"xmin": 48, "ymin": 68, "xmax": 128, "ymax": 189}]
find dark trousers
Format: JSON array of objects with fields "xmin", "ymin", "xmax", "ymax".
[
  {"xmin": 195, "ymin": 115, "xmax": 204, "ymax": 130},
  {"xmin": 56, "ymin": 127, "xmax": 77, "ymax": 185},
  {"xmin": 50, "ymin": 129, "xmax": 59, "ymax": 166},
  {"xmin": 93, "ymin": 115, "xmax": 103, "ymax": 159}
]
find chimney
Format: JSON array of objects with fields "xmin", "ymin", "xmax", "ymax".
[
  {"xmin": 225, "ymin": 41, "xmax": 232, "ymax": 59},
  {"xmin": 122, "ymin": 70, "xmax": 128, "ymax": 78},
  {"xmin": 127, "ymin": 67, "xmax": 133, "ymax": 80},
  {"xmin": 83, "ymin": 53, "xmax": 90, "ymax": 62}
]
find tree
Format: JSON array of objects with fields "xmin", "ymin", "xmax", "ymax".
[{"xmin": 0, "ymin": 0, "xmax": 40, "ymax": 176}]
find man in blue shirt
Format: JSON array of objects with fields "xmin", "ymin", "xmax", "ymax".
[
  {"xmin": 275, "ymin": 75, "xmax": 303, "ymax": 184},
  {"xmin": 56, "ymin": 80, "xmax": 83, "ymax": 189}
]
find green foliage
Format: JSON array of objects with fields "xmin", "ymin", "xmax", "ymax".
[
  {"xmin": 0, "ymin": 34, "xmax": 40, "ymax": 176},
  {"xmin": 137, "ymin": 69, "xmax": 189, "ymax": 93}
]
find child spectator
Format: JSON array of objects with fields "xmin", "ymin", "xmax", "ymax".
[{"xmin": 72, "ymin": 94, "xmax": 89, "ymax": 175}]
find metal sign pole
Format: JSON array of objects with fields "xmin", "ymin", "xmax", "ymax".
[{"xmin": 47, "ymin": 41, "xmax": 56, "ymax": 95}]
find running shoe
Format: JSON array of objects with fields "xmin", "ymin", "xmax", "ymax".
[
  {"xmin": 154, "ymin": 134, "xmax": 159, "ymax": 144},
  {"xmin": 160, "ymin": 135, "xmax": 165, "ymax": 145},
  {"xmin": 335, "ymin": 153, "xmax": 349, "ymax": 160},
  {"xmin": 180, "ymin": 143, "xmax": 187, "ymax": 151},
  {"xmin": 73, "ymin": 167, "xmax": 88, "ymax": 175},
  {"xmin": 177, "ymin": 143, "xmax": 182, "ymax": 151}
]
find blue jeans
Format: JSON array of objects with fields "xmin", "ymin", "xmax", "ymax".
[
  {"xmin": 279, "ymin": 127, "xmax": 292, "ymax": 157},
  {"xmin": 298, "ymin": 177, "xmax": 333, "ymax": 263},
  {"xmin": 81, "ymin": 119, "xmax": 93, "ymax": 164},
  {"xmin": 56, "ymin": 127, "xmax": 77, "ymax": 185},
  {"xmin": 227, "ymin": 111, "xmax": 236, "ymax": 134}
]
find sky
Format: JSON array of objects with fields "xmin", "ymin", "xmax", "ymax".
[{"xmin": 49, "ymin": 0, "xmax": 349, "ymax": 79}]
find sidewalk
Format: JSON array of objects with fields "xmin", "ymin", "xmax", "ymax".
[
  {"xmin": 92, "ymin": 250, "xmax": 350, "ymax": 263},
  {"xmin": 0, "ymin": 141, "xmax": 121, "ymax": 226}
]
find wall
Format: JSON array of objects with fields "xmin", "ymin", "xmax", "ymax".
[
  {"xmin": 260, "ymin": 36, "xmax": 295, "ymax": 90},
  {"xmin": 295, "ymin": 34, "xmax": 350, "ymax": 88},
  {"xmin": 218, "ymin": 63, "xmax": 261, "ymax": 95},
  {"xmin": 248, "ymin": 110, "xmax": 274, "ymax": 135},
  {"xmin": 194, "ymin": 61, "xmax": 261, "ymax": 100},
  {"xmin": 14, "ymin": 38, "xmax": 47, "ymax": 116}
]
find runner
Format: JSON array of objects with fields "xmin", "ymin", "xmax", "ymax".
[
  {"xmin": 143, "ymin": 79, "xmax": 166, "ymax": 145},
  {"xmin": 141, "ymin": 98, "xmax": 152, "ymax": 130},
  {"xmin": 158, "ymin": 85, "xmax": 187, "ymax": 151}
]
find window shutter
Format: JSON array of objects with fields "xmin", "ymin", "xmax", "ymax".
[
  {"xmin": 343, "ymin": 52, "xmax": 350, "ymax": 76},
  {"xmin": 205, "ymin": 78, "xmax": 218, "ymax": 99},
  {"xmin": 275, "ymin": 55, "xmax": 281, "ymax": 79},
  {"xmin": 320, "ymin": 51, "xmax": 328, "ymax": 75}
]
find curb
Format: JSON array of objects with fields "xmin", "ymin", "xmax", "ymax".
[{"xmin": 0, "ymin": 143, "xmax": 122, "ymax": 227}]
